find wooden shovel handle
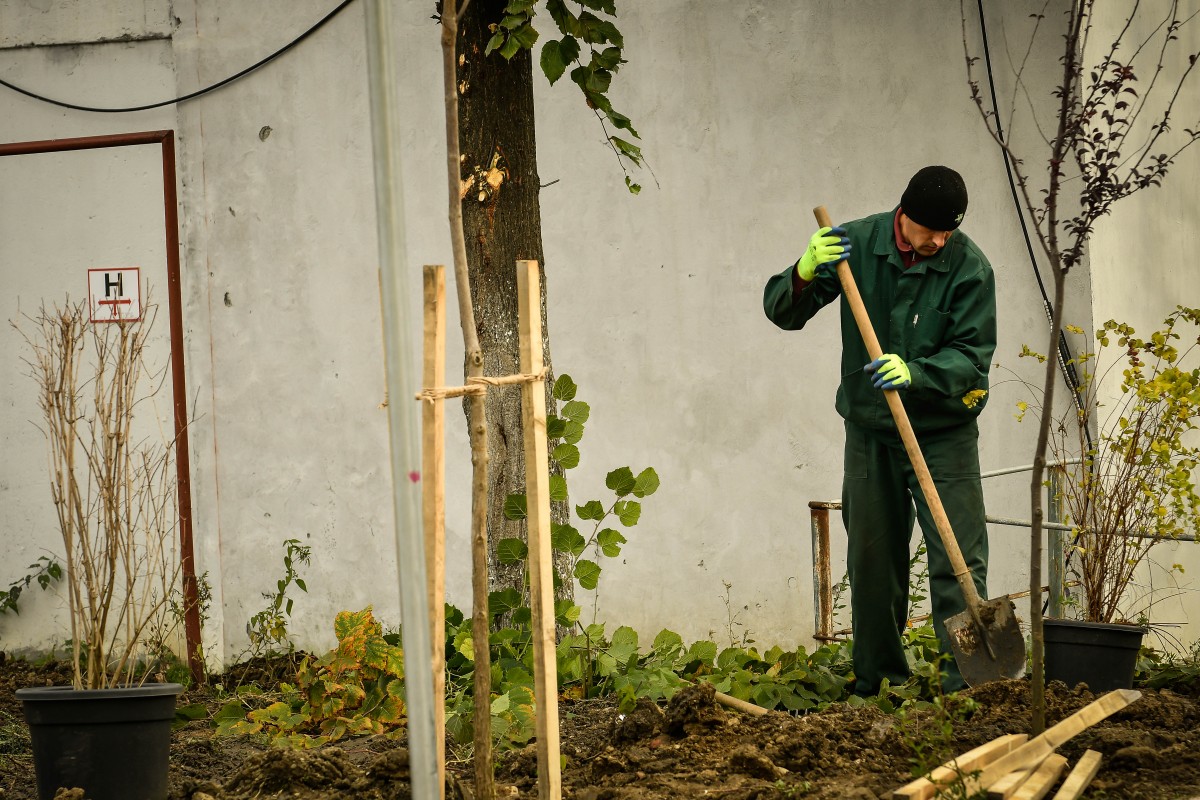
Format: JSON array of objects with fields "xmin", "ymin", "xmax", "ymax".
[{"xmin": 813, "ymin": 206, "xmax": 982, "ymax": 611}]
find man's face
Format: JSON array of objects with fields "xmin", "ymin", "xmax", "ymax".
[{"xmin": 900, "ymin": 214, "xmax": 954, "ymax": 256}]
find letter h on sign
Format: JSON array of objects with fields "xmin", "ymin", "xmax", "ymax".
[{"xmin": 87, "ymin": 267, "xmax": 142, "ymax": 322}]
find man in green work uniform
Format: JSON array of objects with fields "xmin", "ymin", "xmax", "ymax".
[{"xmin": 763, "ymin": 166, "xmax": 996, "ymax": 693}]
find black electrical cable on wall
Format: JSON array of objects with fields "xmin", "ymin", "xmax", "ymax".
[{"xmin": 0, "ymin": 0, "xmax": 358, "ymax": 113}]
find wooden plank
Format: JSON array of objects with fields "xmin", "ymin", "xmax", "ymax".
[
  {"xmin": 1011, "ymin": 754, "xmax": 1068, "ymax": 800},
  {"xmin": 517, "ymin": 260, "xmax": 561, "ymax": 800},
  {"xmin": 1050, "ymin": 750, "xmax": 1102, "ymax": 800},
  {"xmin": 893, "ymin": 734, "xmax": 1028, "ymax": 799},
  {"xmin": 422, "ymin": 264, "xmax": 447, "ymax": 800},
  {"xmin": 987, "ymin": 761, "xmax": 1042, "ymax": 800},
  {"xmin": 966, "ymin": 690, "xmax": 1140, "ymax": 795}
]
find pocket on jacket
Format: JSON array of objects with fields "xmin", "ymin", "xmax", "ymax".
[{"xmin": 907, "ymin": 306, "xmax": 949, "ymax": 358}]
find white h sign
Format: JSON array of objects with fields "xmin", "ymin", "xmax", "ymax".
[{"xmin": 88, "ymin": 267, "xmax": 142, "ymax": 322}]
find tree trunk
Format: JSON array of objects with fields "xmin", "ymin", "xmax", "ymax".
[{"xmin": 456, "ymin": 0, "xmax": 570, "ymax": 603}]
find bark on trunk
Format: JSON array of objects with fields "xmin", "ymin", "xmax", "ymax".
[{"xmin": 456, "ymin": 0, "xmax": 570, "ymax": 603}]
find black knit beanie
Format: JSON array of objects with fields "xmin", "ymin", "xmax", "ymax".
[{"xmin": 900, "ymin": 166, "xmax": 968, "ymax": 231}]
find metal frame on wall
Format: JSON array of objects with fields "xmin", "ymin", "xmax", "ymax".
[{"xmin": 0, "ymin": 130, "xmax": 202, "ymax": 683}]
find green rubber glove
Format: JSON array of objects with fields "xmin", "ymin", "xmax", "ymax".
[
  {"xmin": 864, "ymin": 354, "xmax": 912, "ymax": 390},
  {"xmin": 796, "ymin": 226, "xmax": 851, "ymax": 281}
]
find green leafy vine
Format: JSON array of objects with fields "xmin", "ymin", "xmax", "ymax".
[{"xmin": 483, "ymin": 0, "xmax": 644, "ymax": 193}]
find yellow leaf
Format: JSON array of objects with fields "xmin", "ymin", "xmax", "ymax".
[{"xmin": 962, "ymin": 389, "xmax": 988, "ymax": 409}]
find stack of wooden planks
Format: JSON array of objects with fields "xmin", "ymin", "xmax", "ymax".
[{"xmin": 891, "ymin": 688, "xmax": 1139, "ymax": 800}]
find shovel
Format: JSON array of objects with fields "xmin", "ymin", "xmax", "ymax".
[{"xmin": 813, "ymin": 205, "xmax": 1025, "ymax": 686}]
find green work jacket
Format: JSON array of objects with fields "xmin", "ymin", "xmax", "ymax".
[{"xmin": 763, "ymin": 208, "xmax": 997, "ymax": 433}]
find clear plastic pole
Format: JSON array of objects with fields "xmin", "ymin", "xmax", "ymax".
[{"xmin": 363, "ymin": 2, "xmax": 437, "ymax": 797}]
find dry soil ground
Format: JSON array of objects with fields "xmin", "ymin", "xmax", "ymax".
[{"xmin": 3, "ymin": 653, "xmax": 1200, "ymax": 799}]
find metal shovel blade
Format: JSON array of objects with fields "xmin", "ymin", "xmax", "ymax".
[{"xmin": 944, "ymin": 597, "xmax": 1026, "ymax": 686}]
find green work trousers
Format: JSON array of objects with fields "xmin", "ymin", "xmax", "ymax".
[{"xmin": 842, "ymin": 420, "xmax": 989, "ymax": 694}]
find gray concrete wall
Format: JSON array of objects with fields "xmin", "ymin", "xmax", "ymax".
[{"xmin": 1, "ymin": 1, "xmax": 1195, "ymax": 664}]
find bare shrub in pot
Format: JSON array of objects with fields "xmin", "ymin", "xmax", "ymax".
[{"xmin": 16, "ymin": 299, "xmax": 182, "ymax": 689}]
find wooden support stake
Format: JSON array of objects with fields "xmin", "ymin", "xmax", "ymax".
[
  {"xmin": 1011, "ymin": 754, "xmax": 1068, "ymax": 800},
  {"xmin": 892, "ymin": 734, "xmax": 1028, "ymax": 800},
  {"xmin": 965, "ymin": 690, "xmax": 1140, "ymax": 795},
  {"xmin": 422, "ymin": 265, "xmax": 447, "ymax": 799},
  {"xmin": 1050, "ymin": 750, "xmax": 1102, "ymax": 800},
  {"xmin": 517, "ymin": 260, "xmax": 562, "ymax": 800}
]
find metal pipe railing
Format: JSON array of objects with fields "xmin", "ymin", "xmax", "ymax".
[{"xmin": 805, "ymin": 457, "xmax": 1184, "ymax": 642}]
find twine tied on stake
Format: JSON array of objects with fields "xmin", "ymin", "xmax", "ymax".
[{"xmin": 415, "ymin": 368, "xmax": 548, "ymax": 404}]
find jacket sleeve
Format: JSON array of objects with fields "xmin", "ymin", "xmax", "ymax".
[
  {"xmin": 763, "ymin": 262, "xmax": 842, "ymax": 331},
  {"xmin": 907, "ymin": 266, "xmax": 996, "ymax": 399}
]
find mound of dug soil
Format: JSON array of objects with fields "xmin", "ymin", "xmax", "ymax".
[{"xmin": 4, "ymin": 654, "xmax": 1200, "ymax": 799}]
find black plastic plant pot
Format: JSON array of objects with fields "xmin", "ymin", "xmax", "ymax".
[
  {"xmin": 1043, "ymin": 618, "xmax": 1146, "ymax": 693},
  {"xmin": 16, "ymin": 682, "xmax": 183, "ymax": 800}
]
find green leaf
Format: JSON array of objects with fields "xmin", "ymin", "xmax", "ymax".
[
  {"xmin": 597, "ymin": 528, "xmax": 627, "ymax": 557},
  {"xmin": 497, "ymin": 537, "xmax": 529, "ymax": 564},
  {"xmin": 214, "ymin": 700, "xmax": 248, "ymax": 723},
  {"xmin": 512, "ymin": 23, "xmax": 539, "ymax": 49},
  {"xmin": 614, "ymin": 500, "xmax": 642, "ymax": 526},
  {"xmin": 576, "ymin": 500, "xmax": 605, "ymax": 520},
  {"xmin": 585, "ymin": 67, "xmax": 612, "ymax": 93},
  {"xmin": 574, "ymin": 559, "xmax": 601, "ymax": 590},
  {"xmin": 651, "ymin": 629, "xmax": 684, "ymax": 659},
  {"xmin": 577, "ymin": 13, "xmax": 622, "ymax": 47},
  {"xmin": 570, "ymin": 65, "xmax": 592, "ymax": 94},
  {"xmin": 552, "ymin": 374, "xmax": 578, "ymax": 401},
  {"xmin": 562, "ymin": 420, "xmax": 585, "ymax": 445},
  {"xmin": 610, "ymin": 625, "xmax": 639, "ymax": 663},
  {"xmin": 559, "ymin": 35, "xmax": 581, "ymax": 65},
  {"xmin": 686, "ymin": 640, "xmax": 718, "ymax": 667},
  {"xmin": 553, "ymin": 443, "xmax": 580, "ymax": 469},
  {"xmin": 561, "ymin": 400, "xmax": 590, "ymax": 423},
  {"xmin": 489, "ymin": 588, "xmax": 523, "ymax": 616},
  {"xmin": 555, "ymin": 599, "xmax": 582, "ymax": 626},
  {"xmin": 611, "ymin": 136, "xmax": 642, "ymax": 165},
  {"xmin": 595, "ymin": 20, "xmax": 623, "ymax": 47},
  {"xmin": 546, "ymin": 0, "xmax": 582, "ymax": 37},
  {"xmin": 549, "ymin": 475, "xmax": 568, "ymax": 502},
  {"xmin": 541, "ymin": 40, "xmax": 567, "ymax": 85},
  {"xmin": 485, "ymin": 30, "xmax": 506, "ymax": 56},
  {"xmin": 505, "ymin": 0, "xmax": 537, "ymax": 12},
  {"xmin": 606, "ymin": 467, "xmax": 636, "ymax": 496},
  {"xmin": 551, "ymin": 523, "xmax": 587, "ymax": 556},
  {"xmin": 633, "ymin": 468, "xmax": 660, "ymax": 498},
  {"xmin": 499, "ymin": 33, "xmax": 523, "ymax": 59},
  {"xmin": 500, "ymin": 13, "xmax": 527, "ymax": 29},
  {"xmin": 595, "ymin": 45, "xmax": 622, "ymax": 69},
  {"xmin": 546, "ymin": 416, "xmax": 568, "ymax": 439},
  {"xmin": 511, "ymin": 607, "xmax": 532, "ymax": 625},
  {"xmin": 607, "ymin": 108, "xmax": 639, "ymax": 137},
  {"xmin": 504, "ymin": 494, "xmax": 528, "ymax": 521},
  {"xmin": 625, "ymin": 176, "xmax": 641, "ymax": 195},
  {"xmin": 491, "ymin": 693, "xmax": 511, "ymax": 715}
]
